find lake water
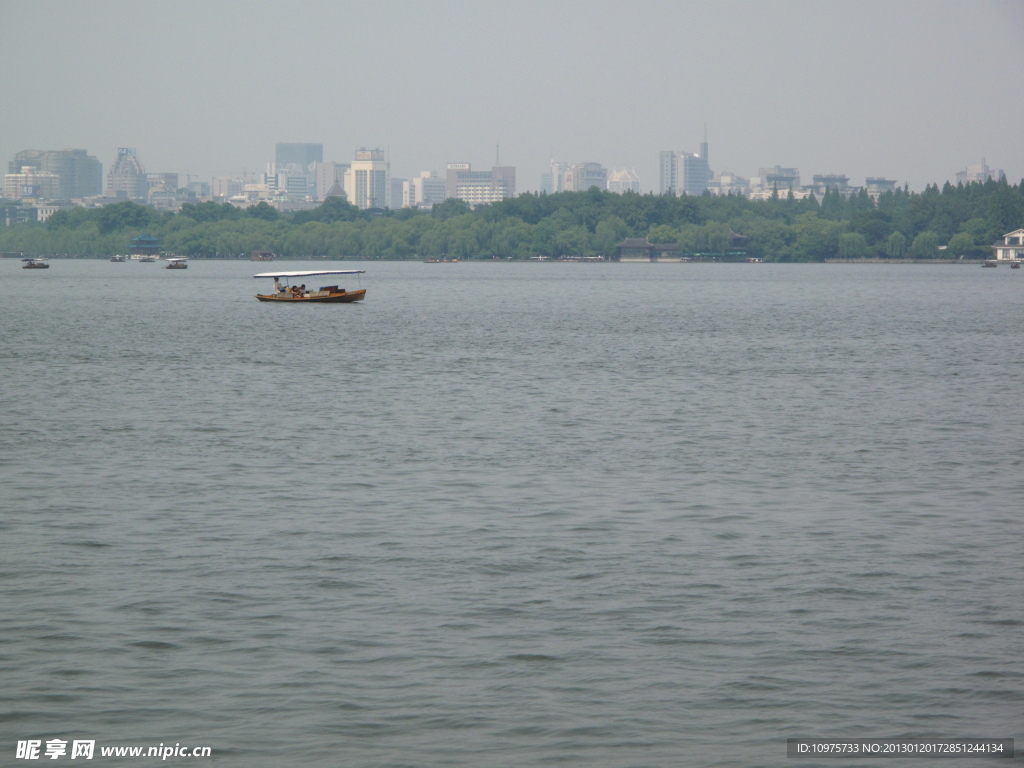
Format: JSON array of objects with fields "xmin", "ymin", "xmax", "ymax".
[{"xmin": 2, "ymin": 259, "xmax": 1022, "ymax": 767}]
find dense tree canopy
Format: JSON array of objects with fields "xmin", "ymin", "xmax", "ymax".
[{"xmin": 3, "ymin": 178, "xmax": 1021, "ymax": 261}]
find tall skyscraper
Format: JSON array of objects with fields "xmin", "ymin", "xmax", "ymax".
[
  {"xmin": 274, "ymin": 144, "xmax": 322, "ymax": 198},
  {"xmin": 659, "ymin": 131, "xmax": 711, "ymax": 195},
  {"xmin": 275, "ymin": 143, "xmax": 323, "ymax": 174},
  {"xmin": 8, "ymin": 149, "xmax": 102, "ymax": 198},
  {"xmin": 542, "ymin": 161, "xmax": 572, "ymax": 194},
  {"xmin": 563, "ymin": 162, "xmax": 607, "ymax": 192},
  {"xmin": 546, "ymin": 161, "xmax": 607, "ymax": 193},
  {"xmin": 344, "ymin": 149, "xmax": 389, "ymax": 209},
  {"xmin": 106, "ymin": 148, "xmax": 148, "ymax": 200}
]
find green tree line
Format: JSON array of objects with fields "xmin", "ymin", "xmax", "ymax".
[{"xmin": 1, "ymin": 178, "xmax": 1021, "ymax": 261}]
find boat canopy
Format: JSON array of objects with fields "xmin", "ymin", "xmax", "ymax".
[{"xmin": 254, "ymin": 270, "xmax": 366, "ymax": 279}]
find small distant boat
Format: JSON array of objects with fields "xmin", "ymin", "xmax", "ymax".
[
  {"xmin": 135, "ymin": 255, "xmax": 158, "ymax": 263},
  {"xmin": 982, "ymin": 260, "xmax": 998, "ymax": 268},
  {"xmin": 1011, "ymin": 262, "xmax": 1021, "ymax": 269},
  {"xmin": 251, "ymin": 251, "xmax": 275, "ymax": 262},
  {"xmin": 22, "ymin": 258, "xmax": 49, "ymax": 269},
  {"xmin": 165, "ymin": 257, "xmax": 188, "ymax": 270},
  {"xmin": 254, "ymin": 269, "xmax": 366, "ymax": 303},
  {"xmin": 110, "ymin": 255, "xmax": 127, "ymax": 262}
]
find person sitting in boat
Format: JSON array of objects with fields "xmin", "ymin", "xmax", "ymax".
[
  {"xmin": 273, "ymin": 277, "xmax": 286, "ymax": 294},
  {"xmin": 299, "ymin": 284, "xmax": 307, "ymax": 296}
]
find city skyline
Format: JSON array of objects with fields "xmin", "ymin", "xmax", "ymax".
[
  {"xmin": 3, "ymin": 138, "xmax": 1011, "ymax": 210},
  {"xmin": 1, "ymin": 0, "xmax": 1022, "ymax": 195}
]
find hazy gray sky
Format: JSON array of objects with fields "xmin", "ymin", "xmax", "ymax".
[{"xmin": 2, "ymin": 0, "xmax": 1021, "ymax": 193}]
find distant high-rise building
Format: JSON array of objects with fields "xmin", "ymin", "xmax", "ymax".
[
  {"xmin": 212, "ymin": 176, "xmax": 247, "ymax": 200},
  {"xmin": 708, "ymin": 170, "xmax": 749, "ymax": 197},
  {"xmin": 446, "ymin": 163, "xmax": 515, "ymax": 206},
  {"xmin": 4, "ymin": 166, "xmax": 61, "ymax": 199},
  {"xmin": 313, "ymin": 161, "xmax": 350, "ymax": 200},
  {"xmin": 754, "ymin": 166, "xmax": 800, "ymax": 191},
  {"xmin": 809, "ymin": 174, "xmax": 851, "ymax": 196},
  {"xmin": 563, "ymin": 162, "xmax": 608, "ymax": 192},
  {"xmin": 8, "ymin": 150, "xmax": 45, "ymax": 175},
  {"xmin": 275, "ymin": 143, "xmax": 322, "ymax": 199},
  {"xmin": 542, "ymin": 161, "xmax": 572, "ymax": 194},
  {"xmin": 955, "ymin": 160, "xmax": 1004, "ymax": 185},
  {"xmin": 147, "ymin": 173, "xmax": 179, "ymax": 191},
  {"xmin": 8, "ymin": 149, "xmax": 102, "ymax": 198},
  {"xmin": 390, "ymin": 177, "xmax": 406, "ymax": 210},
  {"xmin": 402, "ymin": 171, "xmax": 447, "ymax": 208},
  {"xmin": 344, "ymin": 149, "xmax": 389, "ymax": 209},
  {"xmin": 659, "ymin": 133, "xmax": 711, "ymax": 195},
  {"xmin": 106, "ymin": 148, "xmax": 148, "ymax": 200},
  {"xmin": 865, "ymin": 177, "xmax": 898, "ymax": 200},
  {"xmin": 607, "ymin": 168, "xmax": 641, "ymax": 194},
  {"xmin": 187, "ymin": 180, "xmax": 211, "ymax": 199},
  {"xmin": 276, "ymin": 143, "xmax": 322, "ymax": 174}
]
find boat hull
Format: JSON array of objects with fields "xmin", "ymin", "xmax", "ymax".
[{"xmin": 256, "ymin": 289, "xmax": 366, "ymax": 303}]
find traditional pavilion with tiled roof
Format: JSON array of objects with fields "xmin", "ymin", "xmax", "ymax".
[{"xmin": 130, "ymin": 232, "xmax": 161, "ymax": 257}]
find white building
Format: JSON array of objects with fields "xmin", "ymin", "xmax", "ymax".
[
  {"xmin": 708, "ymin": 171, "xmax": 749, "ymax": 197},
  {"xmin": 403, "ymin": 171, "xmax": 447, "ymax": 208},
  {"xmin": 660, "ymin": 135, "xmax": 711, "ymax": 195},
  {"xmin": 992, "ymin": 229, "xmax": 1024, "ymax": 261},
  {"xmin": 607, "ymin": 168, "xmax": 640, "ymax": 194},
  {"xmin": 563, "ymin": 162, "xmax": 607, "ymax": 192},
  {"xmin": 807, "ymin": 174, "xmax": 852, "ymax": 197},
  {"xmin": 543, "ymin": 160, "xmax": 607, "ymax": 193},
  {"xmin": 956, "ymin": 160, "xmax": 1005, "ymax": 185},
  {"xmin": 4, "ymin": 166, "xmax": 61, "ymax": 199},
  {"xmin": 541, "ymin": 161, "xmax": 572, "ymax": 194},
  {"xmin": 749, "ymin": 166, "xmax": 801, "ymax": 198},
  {"xmin": 445, "ymin": 163, "xmax": 515, "ymax": 206},
  {"xmin": 212, "ymin": 176, "xmax": 247, "ymax": 200},
  {"xmin": 36, "ymin": 202, "xmax": 73, "ymax": 222},
  {"xmin": 865, "ymin": 177, "xmax": 899, "ymax": 201},
  {"xmin": 344, "ymin": 148, "xmax": 389, "ymax": 209}
]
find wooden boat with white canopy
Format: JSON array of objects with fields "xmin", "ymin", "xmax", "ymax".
[{"xmin": 254, "ymin": 269, "xmax": 366, "ymax": 303}]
